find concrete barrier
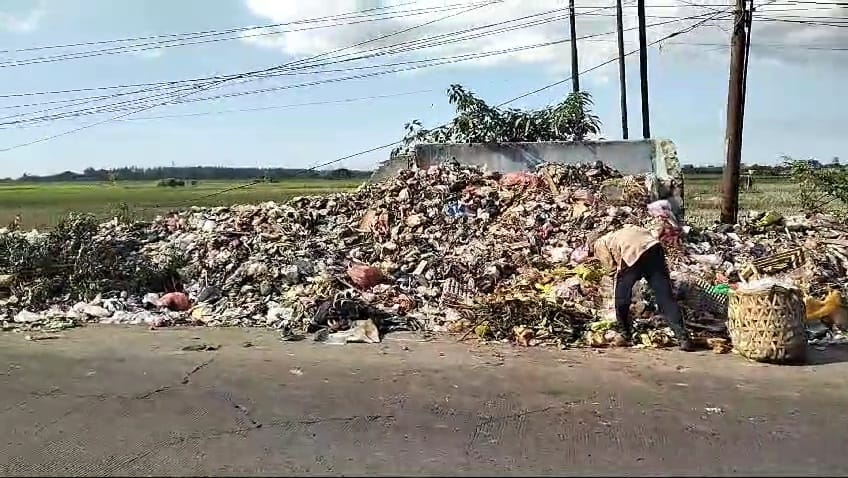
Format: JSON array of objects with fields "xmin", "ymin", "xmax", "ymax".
[
  {"xmin": 371, "ymin": 139, "xmax": 685, "ymax": 218},
  {"xmin": 413, "ymin": 139, "xmax": 681, "ymax": 178}
]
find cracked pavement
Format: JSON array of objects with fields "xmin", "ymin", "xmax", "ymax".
[{"xmin": 2, "ymin": 326, "xmax": 848, "ymax": 476}]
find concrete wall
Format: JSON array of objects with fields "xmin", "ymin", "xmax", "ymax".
[
  {"xmin": 369, "ymin": 139, "xmax": 685, "ymax": 218},
  {"xmin": 413, "ymin": 139, "xmax": 685, "ymax": 218},
  {"xmin": 412, "ymin": 139, "xmax": 681, "ymax": 179},
  {"xmin": 369, "ymin": 154, "xmax": 414, "ymax": 182}
]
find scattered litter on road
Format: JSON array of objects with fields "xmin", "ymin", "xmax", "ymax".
[
  {"xmin": 181, "ymin": 343, "xmax": 220, "ymax": 352},
  {"xmin": 289, "ymin": 368, "xmax": 303, "ymax": 376},
  {"xmin": 24, "ymin": 334, "xmax": 61, "ymax": 341},
  {"xmin": 704, "ymin": 407, "xmax": 725, "ymax": 414}
]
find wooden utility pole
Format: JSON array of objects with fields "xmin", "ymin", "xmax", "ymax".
[
  {"xmin": 720, "ymin": 0, "xmax": 750, "ymax": 224},
  {"xmin": 569, "ymin": 0, "xmax": 580, "ymax": 92},
  {"xmin": 637, "ymin": 0, "xmax": 650, "ymax": 139},
  {"xmin": 616, "ymin": 0, "xmax": 629, "ymax": 139}
]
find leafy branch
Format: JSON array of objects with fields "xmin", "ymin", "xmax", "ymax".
[{"xmin": 391, "ymin": 84, "xmax": 601, "ymax": 157}]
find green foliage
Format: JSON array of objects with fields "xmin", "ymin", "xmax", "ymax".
[
  {"xmin": 111, "ymin": 202, "xmax": 138, "ymax": 225},
  {"xmin": 0, "ymin": 213, "xmax": 188, "ymax": 308},
  {"xmin": 785, "ymin": 156, "xmax": 848, "ymax": 217},
  {"xmin": 157, "ymin": 178, "xmax": 186, "ymax": 187},
  {"xmin": 392, "ymin": 84, "xmax": 601, "ymax": 157}
]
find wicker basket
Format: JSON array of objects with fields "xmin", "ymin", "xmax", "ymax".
[{"xmin": 727, "ymin": 285, "xmax": 808, "ymax": 364}]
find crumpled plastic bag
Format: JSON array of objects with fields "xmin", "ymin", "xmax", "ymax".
[
  {"xmin": 499, "ymin": 171, "xmax": 541, "ymax": 188},
  {"xmin": 756, "ymin": 211, "xmax": 784, "ymax": 228},
  {"xmin": 805, "ymin": 290, "xmax": 842, "ymax": 321},
  {"xmin": 347, "ymin": 264, "xmax": 385, "ymax": 290},
  {"xmin": 647, "ymin": 199, "xmax": 672, "ymax": 218},
  {"xmin": 571, "ymin": 246, "xmax": 590, "ymax": 264},
  {"xmin": 158, "ymin": 292, "xmax": 191, "ymax": 311}
]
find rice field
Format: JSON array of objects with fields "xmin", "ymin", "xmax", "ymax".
[{"xmin": 0, "ymin": 179, "xmax": 361, "ymax": 230}]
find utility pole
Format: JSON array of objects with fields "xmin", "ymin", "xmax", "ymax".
[
  {"xmin": 720, "ymin": 0, "xmax": 750, "ymax": 224},
  {"xmin": 637, "ymin": 0, "xmax": 650, "ymax": 139},
  {"xmin": 616, "ymin": 0, "xmax": 629, "ymax": 139},
  {"xmin": 569, "ymin": 0, "xmax": 580, "ymax": 93}
]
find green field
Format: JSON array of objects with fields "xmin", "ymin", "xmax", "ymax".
[
  {"xmin": 683, "ymin": 174, "xmax": 806, "ymax": 226},
  {"xmin": 0, "ymin": 179, "xmax": 362, "ymax": 230},
  {"xmin": 0, "ymin": 174, "xmax": 807, "ymax": 230}
]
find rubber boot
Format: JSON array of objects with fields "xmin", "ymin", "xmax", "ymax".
[
  {"xmin": 678, "ymin": 338, "xmax": 696, "ymax": 352},
  {"xmin": 616, "ymin": 306, "xmax": 635, "ymax": 345}
]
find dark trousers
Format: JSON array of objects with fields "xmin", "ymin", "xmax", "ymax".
[{"xmin": 614, "ymin": 244, "xmax": 688, "ymax": 340}]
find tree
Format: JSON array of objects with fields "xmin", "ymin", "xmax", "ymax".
[
  {"xmin": 329, "ymin": 168, "xmax": 352, "ymax": 179},
  {"xmin": 391, "ymin": 84, "xmax": 601, "ymax": 157},
  {"xmin": 786, "ymin": 156, "xmax": 848, "ymax": 217}
]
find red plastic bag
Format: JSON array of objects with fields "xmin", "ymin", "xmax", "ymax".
[
  {"xmin": 499, "ymin": 171, "xmax": 541, "ymax": 189},
  {"xmin": 347, "ymin": 264, "xmax": 385, "ymax": 290},
  {"xmin": 158, "ymin": 292, "xmax": 191, "ymax": 311}
]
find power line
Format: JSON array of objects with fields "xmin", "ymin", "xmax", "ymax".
[
  {"xmin": 1, "ymin": 10, "xmax": 711, "ymax": 128},
  {"xmin": 0, "ymin": 2, "xmax": 499, "ymax": 68},
  {"xmin": 4, "ymin": 2, "xmax": 570, "ymax": 120},
  {"xmin": 1, "ymin": 3, "xmax": 617, "ymax": 124},
  {"xmin": 0, "ymin": 90, "xmax": 436, "ymax": 128},
  {"xmin": 5, "ymin": 1, "xmax": 503, "ymax": 122},
  {"xmin": 0, "ymin": 4, "xmax": 583, "ymax": 110},
  {"xmin": 501, "ymin": 9, "xmax": 733, "ymax": 106},
  {"xmin": 580, "ymin": 37, "xmax": 848, "ymax": 50},
  {"xmin": 2, "ymin": 3, "xmax": 746, "ymax": 103},
  {"xmin": 0, "ymin": 1, "xmax": 426, "ymax": 54},
  {"xmin": 20, "ymin": 1, "xmax": 733, "ymax": 71},
  {"xmin": 13, "ymin": 0, "xmax": 675, "ymax": 56},
  {"xmin": 756, "ymin": 16, "xmax": 848, "ymax": 26},
  {"xmin": 0, "ymin": 1, "xmax": 498, "ymax": 152}
]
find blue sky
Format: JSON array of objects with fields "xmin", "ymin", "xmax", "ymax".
[{"xmin": 0, "ymin": 0, "xmax": 844, "ymax": 178}]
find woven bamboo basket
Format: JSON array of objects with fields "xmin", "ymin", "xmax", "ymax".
[{"xmin": 727, "ymin": 285, "xmax": 808, "ymax": 364}]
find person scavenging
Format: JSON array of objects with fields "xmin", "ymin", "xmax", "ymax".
[{"xmin": 577, "ymin": 225, "xmax": 696, "ymax": 352}]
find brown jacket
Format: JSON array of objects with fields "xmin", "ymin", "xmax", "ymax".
[{"xmin": 593, "ymin": 225, "xmax": 659, "ymax": 271}]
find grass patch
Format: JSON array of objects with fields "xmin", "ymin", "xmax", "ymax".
[
  {"xmin": 0, "ymin": 179, "xmax": 362, "ymax": 230},
  {"xmin": 683, "ymin": 175, "xmax": 805, "ymax": 226}
]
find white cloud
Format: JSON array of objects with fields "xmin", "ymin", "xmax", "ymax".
[
  {"xmin": 0, "ymin": 4, "xmax": 45, "ymax": 33},
  {"xmin": 241, "ymin": 0, "xmax": 848, "ymax": 73}
]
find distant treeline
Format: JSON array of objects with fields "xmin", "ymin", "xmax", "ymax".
[
  {"xmin": 683, "ymin": 159, "xmax": 842, "ymax": 176},
  {"xmin": 7, "ymin": 166, "xmax": 373, "ymax": 183}
]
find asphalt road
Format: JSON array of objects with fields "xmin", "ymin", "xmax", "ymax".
[{"xmin": 2, "ymin": 326, "xmax": 847, "ymax": 476}]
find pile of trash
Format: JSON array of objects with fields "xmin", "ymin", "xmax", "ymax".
[{"xmin": 1, "ymin": 161, "xmax": 847, "ymax": 349}]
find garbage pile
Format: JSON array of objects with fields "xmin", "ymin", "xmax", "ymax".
[{"xmin": 1, "ymin": 161, "xmax": 847, "ymax": 349}]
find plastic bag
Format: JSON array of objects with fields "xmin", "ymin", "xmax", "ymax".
[
  {"xmin": 499, "ymin": 171, "xmax": 541, "ymax": 188},
  {"xmin": 347, "ymin": 264, "xmax": 385, "ymax": 290},
  {"xmin": 571, "ymin": 246, "xmax": 590, "ymax": 264},
  {"xmin": 158, "ymin": 292, "xmax": 191, "ymax": 311},
  {"xmin": 647, "ymin": 199, "xmax": 672, "ymax": 218}
]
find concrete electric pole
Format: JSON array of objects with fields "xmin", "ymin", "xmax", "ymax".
[
  {"xmin": 569, "ymin": 0, "xmax": 580, "ymax": 93},
  {"xmin": 720, "ymin": 0, "xmax": 751, "ymax": 224},
  {"xmin": 636, "ymin": 0, "xmax": 650, "ymax": 139},
  {"xmin": 616, "ymin": 0, "xmax": 629, "ymax": 139}
]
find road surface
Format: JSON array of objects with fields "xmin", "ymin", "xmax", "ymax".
[{"xmin": 2, "ymin": 326, "xmax": 847, "ymax": 476}]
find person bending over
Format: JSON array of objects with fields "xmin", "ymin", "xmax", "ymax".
[{"xmin": 579, "ymin": 225, "xmax": 695, "ymax": 352}]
